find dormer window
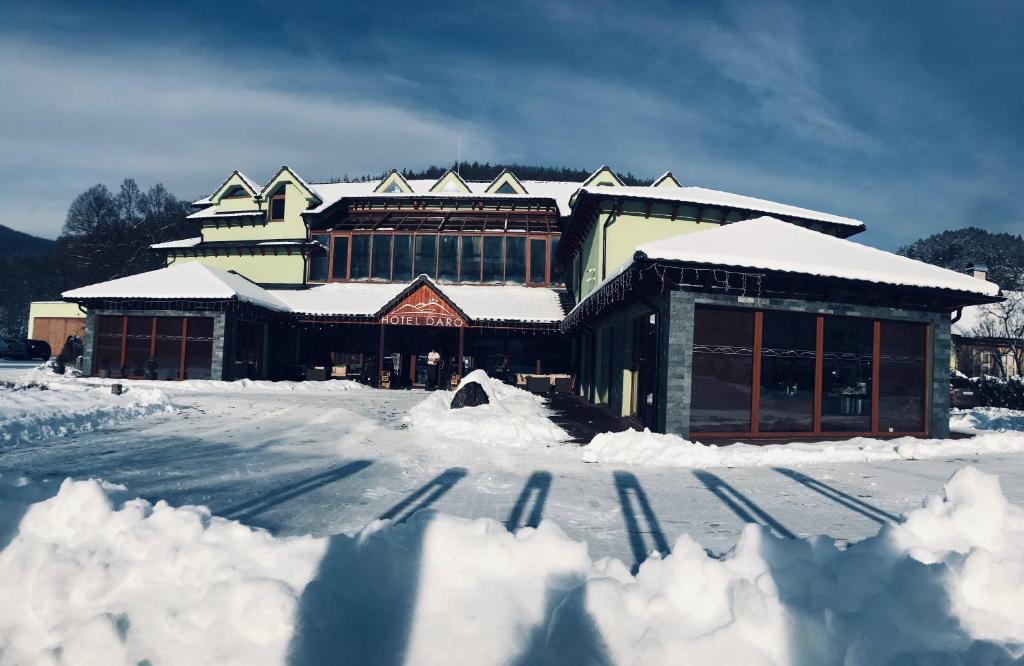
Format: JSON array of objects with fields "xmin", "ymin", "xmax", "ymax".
[
  {"xmin": 224, "ymin": 185, "xmax": 249, "ymax": 198},
  {"xmin": 269, "ymin": 192, "xmax": 286, "ymax": 221},
  {"xmin": 384, "ymin": 182, "xmax": 403, "ymax": 193},
  {"xmin": 495, "ymin": 182, "xmax": 517, "ymax": 194}
]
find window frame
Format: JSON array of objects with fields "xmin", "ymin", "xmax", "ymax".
[
  {"xmin": 688, "ymin": 306, "xmax": 930, "ymax": 439},
  {"xmin": 268, "ymin": 194, "xmax": 286, "ymax": 222}
]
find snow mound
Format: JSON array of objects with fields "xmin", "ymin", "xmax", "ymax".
[
  {"xmin": 1, "ymin": 468, "xmax": 1024, "ymax": 663},
  {"xmin": 0, "ymin": 381, "xmax": 175, "ymax": 447},
  {"xmin": 951, "ymin": 407, "xmax": 1024, "ymax": 435},
  {"xmin": 581, "ymin": 427, "xmax": 1024, "ymax": 468},
  {"xmin": 405, "ymin": 370, "xmax": 569, "ymax": 447}
]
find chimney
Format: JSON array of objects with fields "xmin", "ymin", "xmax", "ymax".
[{"xmin": 967, "ymin": 261, "xmax": 989, "ymax": 281}]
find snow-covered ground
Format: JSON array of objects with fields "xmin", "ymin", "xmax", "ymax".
[{"xmin": 4, "ymin": 370, "xmax": 1024, "ymax": 662}]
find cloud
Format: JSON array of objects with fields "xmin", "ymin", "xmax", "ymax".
[{"xmin": 0, "ymin": 38, "xmax": 496, "ymax": 237}]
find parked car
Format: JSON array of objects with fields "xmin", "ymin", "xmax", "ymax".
[
  {"xmin": 0, "ymin": 337, "xmax": 28, "ymax": 360},
  {"xmin": 22, "ymin": 339, "xmax": 52, "ymax": 361},
  {"xmin": 950, "ymin": 372, "xmax": 980, "ymax": 410}
]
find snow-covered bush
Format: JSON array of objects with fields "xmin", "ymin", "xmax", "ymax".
[
  {"xmin": 406, "ymin": 370, "xmax": 569, "ymax": 448},
  {"xmin": 1, "ymin": 467, "xmax": 1024, "ymax": 664},
  {"xmin": 968, "ymin": 375, "xmax": 1024, "ymax": 409}
]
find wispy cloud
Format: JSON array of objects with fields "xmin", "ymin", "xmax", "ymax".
[{"xmin": 0, "ymin": 38, "xmax": 496, "ymax": 236}]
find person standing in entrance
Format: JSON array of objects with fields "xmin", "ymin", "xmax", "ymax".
[{"xmin": 426, "ymin": 349, "xmax": 441, "ymax": 390}]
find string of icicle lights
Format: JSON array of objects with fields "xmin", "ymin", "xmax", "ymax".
[{"xmin": 561, "ymin": 263, "xmax": 766, "ymax": 331}]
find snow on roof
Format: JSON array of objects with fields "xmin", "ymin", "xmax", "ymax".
[
  {"xmin": 636, "ymin": 217, "xmax": 1001, "ymax": 297},
  {"xmin": 237, "ymin": 172, "xmax": 261, "ymax": 194},
  {"xmin": 579, "ymin": 185, "xmax": 863, "ymax": 229},
  {"xmin": 443, "ymin": 284, "xmax": 566, "ymax": 322},
  {"xmin": 272, "ymin": 280, "xmax": 567, "ymax": 322},
  {"xmin": 62, "ymin": 262, "xmax": 289, "ymax": 311},
  {"xmin": 149, "ymin": 237, "xmax": 202, "ymax": 249},
  {"xmin": 304, "ymin": 179, "xmax": 582, "ymax": 216},
  {"xmin": 270, "ymin": 282, "xmax": 408, "ymax": 316},
  {"xmin": 187, "ymin": 207, "xmax": 264, "ymax": 220},
  {"xmin": 952, "ymin": 291, "xmax": 1019, "ymax": 336}
]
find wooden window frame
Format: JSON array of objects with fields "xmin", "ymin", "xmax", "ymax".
[
  {"xmin": 269, "ymin": 194, "xmax": 286, "ymax": 222},
  {"xmin": 320, "ymin": 229, "xmax": 558, "ymax": 287},
  {"xmin": 690, "ymin": 308, "xmax": 930, "ymax": 440}
]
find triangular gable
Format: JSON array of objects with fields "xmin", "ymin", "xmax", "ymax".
[
  {"xmin": 374, "ymin": 169, "xmax": 413, "ymax": 194},
  {"xmin": 377, "ymin": 276, "xmax": 469, "ymax": 327},
  {"xmin": 485, "ymin": 169, "xmax": 528, "ymax": 195},
  {"xmin": 582, "ymin": 165, "xmax": 623, "ymax": 188},
  {"xmin": 261, "ymin": 166, "xmax": 322, "ymax": 205},
  {"xmin": 211, "ymin": 171, "xmax": 260, "ymax": 202},
  {"xmin": 651, "ymin": 171, "xmax": 681, "ymax": 188},
  {"xmin": 428, "ymin": 168, "xmax": 472, "ymax": 194}
]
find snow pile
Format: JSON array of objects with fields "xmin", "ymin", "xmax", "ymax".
[
  {"xmin": 406, "ymin": 370, "xmax": 569, "ymax": 447},
  {"xmin": 0, "ymin": 381, "xmax": 175, "ymax": 447},
  {"xmin": 581, "ymin": 427, "xmax": 1024, "ymax": 468},
  {"xmin": 1, "ymin": 468, "xmax": 1024, "ymax": 664},
  {"xmin": 0, "ymin": 477, "xmax": 324, "ymax": 666},
  {"xmin": 951, "ymin": 407, "xmax": 1024, "ymax": 435}
]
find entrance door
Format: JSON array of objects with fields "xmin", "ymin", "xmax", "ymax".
[{"xmin": 632, "ymin": 312, "xmax": 659, "ymax": 428}]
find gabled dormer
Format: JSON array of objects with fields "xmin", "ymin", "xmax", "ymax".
[
  {"xmin": 651, "ymin": 171, "xmax": 681, "ymax": 188},
  {"xmin": 260, "ymin": 166, "xmax": 322, "ymax": 216},
  {"xmin": 429, "ymin": 168, "xmax": 472, "ymax": 194},
  {"xmin": 485, "ymin": 169, "xmax": 528, "ymax": 195},
  {"xmin": 210, "ymin": 171, "xmax": 261, "ymax": 212},
  {"xmin": 581, "ymin": 165, "xmax": 624, "ymax": 188},
  {"xmin": 374, "ymin": 169, "xmax": 414, "ymax": 194}
]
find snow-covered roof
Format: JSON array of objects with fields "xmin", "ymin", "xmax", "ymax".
[
  {"xmin": 62, "ymin": 262, "xmax": 289, "ymax": 311},
  {"xmin": 150, "ymin": 237, "xmax": 202, "ymax": 249},
  {"xmin": 272, "ymin": 279, "xmax": 567, "ymax": 322},
  {"xmin": 271, "ymin": 282, "xmax": 407, "ymax": 317},
  {"xmin": 187, "ymin": 207, "xmax": 263, "ymax": 220},
  {"xmin": 635, "ymin": 217, "xmax": 1001, "ymax": 297},
  {"xmin": 442, "ymin": 284, "xmax": 566, "ymax": 322},
  {"xmin": 302, "ymin": 179, "xmax": 582, "ymax": 217},
  {"xmin": 237, "ymin": 172, "xmax": 261, "ymax": 194},
  {"xmin": 579, "ymin": 185, "xmax": 863, "ymax": 229},
  {"xmin": 952, "ymin": 291, "xmax": 1019, "ymax": 336}
]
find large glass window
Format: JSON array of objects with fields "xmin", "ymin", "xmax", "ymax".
[
  {"xmin": 94, "ymin": 316, "xmax": 123, "ymax": 375},
  {"xmin": 309, "ymin": 234, "xmax": 329, "ymax": 282},
  {"xmin": 371, "ymin": 235, "xmax": 392, "ymax": 280},
  {"xmin": 392, "ymin": 235, "xmax": 413, "ymax": 282},
  {"xmin": 482, "ymin": 236, "xmax": 503, "ymax": 283},
  {"xmin": 154, "ymin": 317, "xmax": 183, "ymax": 380},
  {"xmin": 505, "ymin": 237, "xmax": 526, "ymax": 285},
  {"xmin": 350, "ymin": 235, "xmax": 370, "ymax": 280},
  {"xmin": 414, "ymin": 235, "xmax": 437, "ymax": 278},
  {"xmin": 460, "ymin": 236, "xmax": 481, "ymax": 282},
  {"xmin": 331, "ymin": 236, "xmax": 348, "ymax": 280},
  {"xmin": 691, "ymin": 307, "xmax": 755, "ymax": 432},
  {"xmin": 123, "ymin": 317, "xmax": 152, "ymax": 377},
  {"xmin": 759, "ymin": 311, "xmax": 816, "ymax": 432},
  {"xmin": 529, "ymin": 238, "xmax": 546, "ymax": 285},
  {"xmin": 184, "ymin": 317, "xmax": 214, "ymax": 380},
  {"xmin": 438, "ymin": 235, "xmax": 458, "ymax": 282},
  {"xmin": 822, "ymin": 316, "xmax": 873, "ymax": 432},
  {"xmin": 879, "ymin": 321, "xmax": 927, "ymax": 432}
]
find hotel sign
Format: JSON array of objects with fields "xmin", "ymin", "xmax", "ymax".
[{"xmin": 382, "ymin": 285, "xmax": 466, "ymax": 328}]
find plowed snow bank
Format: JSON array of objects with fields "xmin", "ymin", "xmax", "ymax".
[{"xmin": 1, "ymin": 467, "xmax": 1023, "ymax": 664}]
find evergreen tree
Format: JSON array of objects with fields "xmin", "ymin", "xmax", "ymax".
[{"xmin": 897, "ymin": 227, "xmax": 1024, "ymax": 290}]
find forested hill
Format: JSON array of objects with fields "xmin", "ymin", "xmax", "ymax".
[
  {"xmin": 0, "ymin": 224, "xmax": 55, "ymax": 257},
  {"xmin": 329, "ymin": 162, "xmax": 651, "ymax": 186},
  {"xmin": 898, "ymin": 227, "xmax": 1024, "ymax": 290}
]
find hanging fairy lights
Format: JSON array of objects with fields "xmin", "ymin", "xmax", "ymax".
[{"xmin": 561, "ymin": 262, "xmax": 767, "ymax": 331}]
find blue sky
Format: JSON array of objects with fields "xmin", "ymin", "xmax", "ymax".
[{"xmin": 2, "ymin": 0, "xmax": 1021, "ymax": 249}]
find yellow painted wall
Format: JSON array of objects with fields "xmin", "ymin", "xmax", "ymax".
[
  {"xmin": 28, "ymin": 301, "xmax": 85, "ymax": 337},
  {"xmin": 202, "ymin": 180, "xmax": 308, "ymax": 243},
  {"xmin": 167, "ymin": 255, "xmax": 305, "ymax": 285},
  {"xmin": 575, "ymin": 201, "xmax": 719, "ymax": 299}
]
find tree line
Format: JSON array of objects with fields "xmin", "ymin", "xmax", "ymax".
[
  {"xmin": 329, "ymin": 161, "xmax": 651, "ymax": 186},
  {"xmin": 0, "ymin": 179, "xmax": 195, "ymax": 337}
]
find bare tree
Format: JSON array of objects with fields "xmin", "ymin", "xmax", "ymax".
[{"xmin": 971, "ymin": 291, "xmax": 1024, "ymax": 377}]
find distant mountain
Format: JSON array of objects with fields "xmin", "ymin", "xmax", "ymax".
[{"xmin": 0, "ymin": 224, "xmax": 55, "ymax": 257}]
